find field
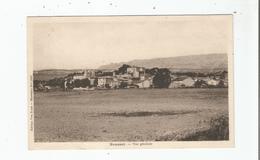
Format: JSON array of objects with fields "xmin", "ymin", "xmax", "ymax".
[{"xmin": 34, "ymin": 88, "xmax": 229, "ymax": 142}]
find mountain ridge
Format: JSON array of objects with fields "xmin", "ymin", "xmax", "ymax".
[{"xmin": 98, "ymin": 53, "xmax": 228, "ymax": 72}]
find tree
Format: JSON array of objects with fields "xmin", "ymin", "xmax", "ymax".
[
  {"xmin": 66, "ymin": 79, "xmax": 74, "ymax": 89},
  {"xmin": 80, "ymin": 78, "xmax": 90, "ymax": 88},
  {"xmin": 152, "ymin": 68, "xmax": 171, "ymax": 88},
  {"xmin": 218, "ymin": 80, "xmax": 225, "ymax": 88},
  {"xmin": 105, "ymin": 84, "xmax": 111, "ymax": 89},
  {"xmin": 33, "ymin": 80, "xmax": 41, "ymax": 88},
  {"xmin": 33, "ymin": 80, "xmax": 45, "ymax": 91},
  {"xmin": 147, "ymin": 67, "xmax": 159, "ymax": 76},
  {"xmin": 119, "ymin": 81, "xmax": 128, "ymax": 88},
  {"xmin": 46, "ymin": 77, "xmax": 64, "ymax": 88},
  {"xmin": 220, "ymin": 71, "xmax": 228, "ymax": 79},
  {"xmin": 194, "ymin": 80, "xmax": 207, "ymax": 88},
  {"xmin": 73, "ymin": 78, "xmax": 90, "ymax": 88},
  {"xmin": 94, "ymin": 78, "xmax": 98, "ymax": 87},
  {"xmin": 95, "ymin": 70, "xmax": 103, "ymax": 77},
  {"xmin": 73, "ymin": 79, "xmax": 81, "ymax": 88},
  {"xmin": 117, "ymin": 64, "xmax": 130, "ymax": 74}
]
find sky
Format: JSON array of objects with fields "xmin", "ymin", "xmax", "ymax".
[{"xmin": 31, "ymin": 15, "xmax": 232, "ymax": 70}]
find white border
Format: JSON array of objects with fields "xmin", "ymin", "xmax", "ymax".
[{"xmin": 0, "ymin": 0, "xmax": 258, "ymax": 160}]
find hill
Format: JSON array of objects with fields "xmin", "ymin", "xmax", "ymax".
[
  {"xmin": 33, "ymin": 69, "xmax": 82, "ymax": 81},
  {"xmin": 98, "ymin": 54, "xmax": 228, "ymax": 72},
  {"xmin": 33, "ymin": 54, "xmax": 228, "ymax": 81}
]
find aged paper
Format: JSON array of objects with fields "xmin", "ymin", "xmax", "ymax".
[{"xmin": 28, "ymin": 15, "xmax": 234, "ymax": 149}]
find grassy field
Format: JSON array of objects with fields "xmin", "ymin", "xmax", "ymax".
[{"xmin": 34, "ymin": 88, "xmax": 228, "ymax": 142}]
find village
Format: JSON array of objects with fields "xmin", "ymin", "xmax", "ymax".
[{"xmin": 33, "ymin": 64, "xmax": 228, "ymax": 91}]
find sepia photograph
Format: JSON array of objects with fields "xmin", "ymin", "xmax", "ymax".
[{"xmin": 28, "ymin": 15, "xmax": 234, "ymax": 149}]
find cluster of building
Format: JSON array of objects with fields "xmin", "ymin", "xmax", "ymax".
[
  {"xmin": 64, "ymin": 65, "xmax": 228, "ymax": 90},
  {"xmin": 67, "ymin": 66, "xmax": 153, "ymax": 90},
  {"xmin": 169, "ymin": 73, "xmax": 228, "ymax": 88}
]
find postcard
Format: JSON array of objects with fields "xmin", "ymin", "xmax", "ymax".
[{"xmin": 27, "ymin": 15, "xmax": 234, "ymax": 149}]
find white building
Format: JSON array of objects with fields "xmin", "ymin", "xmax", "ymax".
[
  {"xmin": 97, "ymin": 77, "xmax": 106, "ymax": 88},
  {"xmin": 127, "ymin": 66, "xmax": 145, "ymax": 78},
  {"xmin": 73, "ymin": 74, "xmax": 86, "ymax": 80},
  {"xmin": 207, "ymin": 79, "xmax": 220, "ymax": 86},
  {"xmin": 169, "ymin": 77, "xmax": 195, "ymax": 88},
  {"xmin": 136, "ymin": 79, "xmax": 151, "ymax": 88}
]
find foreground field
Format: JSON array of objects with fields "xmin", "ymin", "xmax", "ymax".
[{"xmin": 34, "ymin": 88, "xmax": 228, "ymax": 142}]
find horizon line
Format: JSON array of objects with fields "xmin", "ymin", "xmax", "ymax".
[{"xmin": 33, "ymin": 53, "xmax": 227, "ymax": 71}]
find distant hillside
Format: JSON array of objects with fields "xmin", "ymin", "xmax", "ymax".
[
  {"xmin": 98, "ymin": 54, "xmax": 228, "ymax": 72},
  {"xmin": 33, "ymin": 54, "xmax": 228, "ymax": 81},
  {"xmin": 33, "ymin": 69, "xmax": 82, "ymax": 81}
]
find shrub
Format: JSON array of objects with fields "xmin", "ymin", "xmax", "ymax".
[
  {"xmin": 180, "ymin": 114, "xmax": 229, "ymax": 141},
  {"xmin": 119, "ymin": 82, "xmax": 128, "ymax": 88},
  {"xmin": 207, "ymin": 114, "xmax": 229, "ymax": 140},
  {"xmin": 155, "ymin": 114, "xmax": 229, "ymax": 141}
]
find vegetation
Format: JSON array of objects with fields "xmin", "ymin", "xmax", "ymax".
[
  {"xmin": 194, "ymin": 80, "xmax": 208, "ymax": 88},
  {"xmin": 117, "ymin": 64, "xmax": 130, "ymax": 74},
  {"xmin": 74, "ymin": 78, "xmax": 90, "ymax": 88},
  {"xmin": 34, "ymin": 88, "xmax": 228, "ymax": 142},
  {"xmin": 119, "ymin": 81, "xmax": 128, "ymax": 89},
  {"xmin": 46, "ymin": 77, "xmax": 64, "ymax": 88},
  {"xmin": 179, "ymin": 114, "xmax": 229, "ymax": 141},
  {"xmin": 153, "ymin": 68, "xmax": 171, "ymax": 88},
  {"xmin": 145, "ymin": 67, "xmax": 159, "ymax": 75},
  {"xmin": 93, "ymin": 78, "xmax": 98, "ymax": 87},
  {"xmin": 156, "ymin": 114, "xmax": 229, "ymax": 141}
]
